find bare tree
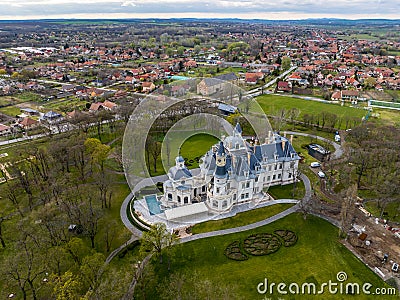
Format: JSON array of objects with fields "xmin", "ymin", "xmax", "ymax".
[{"xmin": 339, "ymin": 184, "xmax": 357, "ymax": 237}]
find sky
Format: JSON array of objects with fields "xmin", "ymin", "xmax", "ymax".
[{"xmin": 0, "ymin": 0, "xmax": 399, "ymax": 20}]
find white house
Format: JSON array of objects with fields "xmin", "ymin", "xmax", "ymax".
[{"xmin": 162, "ymin": 123, "xmax": 300, "ymax": 218}]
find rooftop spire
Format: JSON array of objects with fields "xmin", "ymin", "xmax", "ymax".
[{"xmin": 233, "ymin": 122, "xmax": 242, "ymax": 136}]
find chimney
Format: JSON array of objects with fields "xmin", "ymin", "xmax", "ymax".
[
  {"xmin": 290, "ymin": 135, "xmax": 293, "ymax": 145},
  {"xmin": 282, "ymin": 139, "xmax": 286, "ymax": 152}
]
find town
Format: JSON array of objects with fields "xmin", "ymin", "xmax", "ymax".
[{"xmin": 0, "ymin": 18, "xmax": 399, "ymax": 299}]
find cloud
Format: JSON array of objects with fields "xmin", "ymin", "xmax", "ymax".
[
  {"xmin": 121, "ymin": 1, "xmax": 136, "ymax": 6},
  {"xmin": 0, "ymin": 0, "xmax": 398, "ymax": 19}
]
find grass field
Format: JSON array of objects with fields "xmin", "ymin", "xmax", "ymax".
[
  {"xmin": 179, "ymin": 134, "xmax": 219, "ymax": 169},
  {"xmin": 0, "ymin": 105, "xmax": 21, "ymax": 117},
  {"xmin": 150, "ymin": 133, "xmax": 218, "ymax": 177},
  {"xmin": 268, "ymin": 181, "xmax": 305, "ymax": 200},
  {"xmin": 191, "ymin": 203, "xmax": 294, "ymax": 234},
  {"xmin": 140, "ymin": 213, "xmax": 393, "ymax": 299},
  {"xmin": 364, "ymin": 201, "xmax": 400, "ymax": 223}
]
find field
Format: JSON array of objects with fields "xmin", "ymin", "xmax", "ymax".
[
  {"xmin": 139, "ymin": 213, "xmax": 394, "ymax": 299},
  {"xmin": 150, "ymin": 133, "xmax": 218, "ymax": 176},
  {"xmin": 257, "ymin": 94, "xmax": 367, "ymax": 126},
  {"xmin": 268, "ymin": 181, "xmax": 305, "ymax": 200},
  {"xmin": 179, "ymin": 133, "xmax": 219, "ymax": 169}
]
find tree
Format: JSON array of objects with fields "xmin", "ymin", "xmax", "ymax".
[
  {"xmin": 339, "ymin": 184, "xmax": 358, "ymax": 237},
  {"xmin": 288, "ymin": 107, "xmax": 300, "ymax": 130},
  {"xmin": 273, "ymin": 108, "xmax": 287, "ymax": 132},
  {"xmin": 140, "ymin": 223, "xmax": 178, "ymax": 264},
  {"xmin": 2, "ymin": 233, "xmax": 47, "ymax": 300},
  {"xmin": 0, "ymin": 216, "xmax": 7, "ymax": 248},
  {"xmin": 281, "ymin": 57, "xmax": 291, "ymax": 71},
  {"xmin": 147, "ymin": 136, "xmax": 161, "ymax": 174},
  {"xmin": 80, "ymin": 252, "xmax": 105, "ymax": 293},
  {"xmin": 363, "ymin": 77, "xmax": 376, "ymax": 88},
  {"xmin": 51, "ymin": 271, "xmax": 82, "ymax": 300}
]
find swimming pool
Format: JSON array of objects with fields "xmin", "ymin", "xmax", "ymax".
[{"xmin": 145, "ymin": 194, "xmax": 163, "ymax": 215}]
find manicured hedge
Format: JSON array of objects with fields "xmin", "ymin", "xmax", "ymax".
[
  {"xmin": 243, "ymin": 233, "xmax": 281, "ymax": 256},
  {"xmin": 224, "ymin": 240, "xmax": 248, "ymax": 261},
  {"xmin": 274, "ymin": 230, "xmax": 298, "ymax": 247}
]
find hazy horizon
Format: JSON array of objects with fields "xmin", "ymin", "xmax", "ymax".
[{"xmin": 0, "ymin": 0, "xmax": 399, "ymax": 21}]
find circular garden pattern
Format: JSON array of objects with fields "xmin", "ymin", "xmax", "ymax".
[
  {"xmin": 274, "ymin": 230, "xmax": 298, "ymax": 247},
  {"xmin": 224, "ymin": 229, "xmax": 298, "ymax": 261},
  {"xmin": 243, "ymin": 233, "xmax": 281, "ymax": 256},
  {"xmin": 224, "ymin": 241, "xmax": 248, "ymax": 261}
]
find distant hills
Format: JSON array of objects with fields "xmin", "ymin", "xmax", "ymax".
[{"xmin": 0, "ymin": 18, "xmax": 399, "ymax": 26}]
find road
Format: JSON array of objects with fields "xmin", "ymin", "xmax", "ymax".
[
  {"xmin": 247, "ymin": 65, "xmax": 298, "ymax": 97},
  {"xmin": 285, "ymin": 131, "xmax": 343, "ymax": 159}
]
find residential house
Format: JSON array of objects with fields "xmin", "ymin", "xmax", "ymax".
[
  {"xmin": 197, "ymin": 73, "xmax": 238, "ymax": 96},
  {"xmin": 89, "ymin": 100, "xmax": 118, "ymax": 112},
  {"xmin": 0, "ymin": 124, "xmax": 10, "ymax": 135},
  {"xmin": 20, "ymin": 108, "xmax": 39, "ymax": 116},
  {"xmin": 341, "ymin": 90, "xmax": 360, "ymax": 101},
  {"xmin": 42, "ymin": 111, "xmax": 63, "ymax": 123},
  {"xmin": 18, "ymin": 117, "xmax": 39, "ymax": 129},
  {"xmin": 218, "ymin": 103, "xmax": 237, "ymax": 116},
  {"xmin": 142, "ymin": 82, "xmax": 156, "ymax": 93},
  {"xmin": 245, "ymin": 72, "xmax": 263, "ymax": 85},
  {"xmin": 276, "ymin": 81, "xmax": 290, "ymax": 92}
]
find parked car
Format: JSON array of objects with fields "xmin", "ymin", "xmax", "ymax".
[
  {"xmin": 317, "ymin": 171, "xmax": 326, "ymax": 178},
  {"xmin": 392, "ymin": 263, "xmax": 398, "ymax": 272},
  {"xmin": 310, "ymin": 162, "xmax": 321, "ymax": 168}
]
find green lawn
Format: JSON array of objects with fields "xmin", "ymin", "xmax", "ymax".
[
  {"xmin": 139, "ymin": 213, "xmax": 394, "ymax": 299},
  {"xmin": 150, "ymin": 133, "xmax": 218, "ymax": 177},
  {"xmin": 179, "ymin": 134, "xmax": 219, "ymax": 169},
  {"xmin": 0, "ymin": 105, "xmax": 22, "ymax": 117},
  {"xmin": 268, "ymin": 181, "xmax": 305, "ymax": 200},
  {"xmin": 192, "ymin": 203, "xmax": 294, "ymax": 234},
  {"xmin": 364, "ymin": 201, "xmax": 400, "ymax": 223},
  {"xmin": 257, "ymin": 94, "xmax": 366, "ymax": 129}
]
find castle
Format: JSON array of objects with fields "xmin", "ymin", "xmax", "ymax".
[{"xmin": 161, "ymin": 123, "xmax": 300, "ymax": 218}]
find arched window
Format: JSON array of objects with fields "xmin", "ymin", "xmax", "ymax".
[
  {"xmin": 168, "ymin": 193, "xmax": 172, "ymax": 201},
  {"xmin": 177, "ymin": 196, "xmax": 181, "ymax": 203},
  {"xmin": 184, "ymin": 196, "xmax": 189, "ymax": 204}
]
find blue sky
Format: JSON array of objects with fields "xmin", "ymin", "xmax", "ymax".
[{"xmin": 0, "ymin": 0, "xmax": 399, "ymax": 20}]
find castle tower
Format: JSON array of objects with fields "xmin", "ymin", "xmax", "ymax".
[{"xmin": 214, "ymin": 141, "xmax": 228, "ymax": 196}]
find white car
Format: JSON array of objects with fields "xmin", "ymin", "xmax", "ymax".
[
  {"xmin": 392, "ymin": 263, "xmax": 399, "ymax": 272},
  {"xmin": 310, "ymin": 162, "xmax": 321, "ymax": 168},
  {"xmin": 317, "ymin": 171, "xmax": 326, "ymax": 178}
]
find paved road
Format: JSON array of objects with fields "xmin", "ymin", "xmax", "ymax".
[{"xmin": 247, "ymin": 66, "xmax": 298, "ymax": 96}]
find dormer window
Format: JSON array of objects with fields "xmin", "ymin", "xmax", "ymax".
[
  {"xmin": 274, "ymin": 153, "xmax": 279, "ymax": 161},
  {"xmin": 291, "ymin": 152, "xmax": 296, "ymax": 159}
]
